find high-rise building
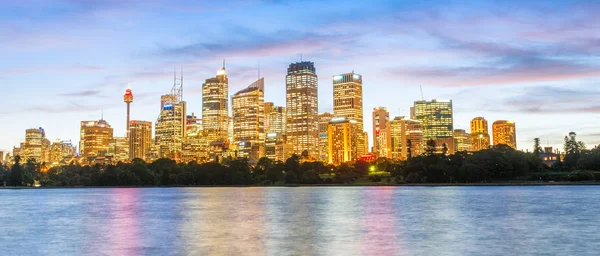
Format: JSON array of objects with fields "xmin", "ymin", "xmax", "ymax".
[
  {"xmin": 333, "ymin": 72, "xmax": 366, "ymax": 156},
  {"xmin": 203, "ymin": 64, "xmax": 229, "ymax": 145},
  {"xmin": 390, "ymin": 117, "xmax": 423, "ymax": 159},
  {"xmin": 453, "ymin": 129, "xmax": 472, "ymax": 152},
  {"xmin": 414, "ymin": 100, "xmax": 453, "ymax": 140},
  {"xmin": 155, "ymin": 73, "xmax": 186, "ymax": 161},
  {"xmin": 109, "ymin": 137, "xmax": 129, "ymax": 163},
  {"xmin": 129, "ymin": 120, "xmax": 152, "ymax": 160},
  {"xmin": 286, "ymin": 61, "xmax": 319, "ymax": 158},
  {"xmin": 470, "ymin": 117, "xmax": 490, "ymax": 151},
  {"xmin": 264, "ymin": 102, "xmax": 274, "ymax": 132},
  {"xmin": 232, "ymin": 77, "xmax": 265, "ymax": 161},
  {"xmin": 318, "ymin": 112, "xmax": 334, "ymax": 162},
  {"xmin": 182, "ymin": 114, "xmax": 208, "ymax": 163},
  {"xmin": 492, "ymin": 120, "xmax": 517, "ymax": 149},
  {"xmin": 20, "ymin": 128, "xmax": 50, "ymax": 163},
  {"xmin": 328, "ymin": 117, "xmax": 359, "ymax": 165},
  {"xmin": 49, "ymin": 140, "xmax": 76, "ymax": 166},
  {"xmin": 266, "ymin": 106, "xmax": 286, "ymax": 135},
  {"xmin": 265, "ymin": 132, "xmax": 292, "ymax": 162},
  {"xmin": 372, "ymin": 107, "xmax": 391, "ymax": 158},
  {"xmin": 80, "ymin": 119, "xmax": 113, "ymax": 159}
]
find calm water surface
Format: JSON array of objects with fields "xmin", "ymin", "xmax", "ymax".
[{"xmin": 1, "ymin": 186, "xmax": 599, "ymax": 255}]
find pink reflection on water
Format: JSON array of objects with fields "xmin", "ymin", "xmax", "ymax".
[
  {"xmin": 105, "ymin": 188, "xmax": 143, "ymax": 255},
  {"xmin": 360, "ymin": 187, "xmax": 404, "ymax": 255}
]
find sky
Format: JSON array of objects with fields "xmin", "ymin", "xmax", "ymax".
[{"xmin": 1, "ymin": 0, "xmax": 599, "ymax": 153}]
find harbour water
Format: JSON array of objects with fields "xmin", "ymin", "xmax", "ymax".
[{"xmin": 1, "ymin": 186, "xmax": 599, "ymax": 255}]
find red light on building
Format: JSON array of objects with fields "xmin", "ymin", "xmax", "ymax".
[{"xmin": 360, "ymin": 154, "xmax": 377, "ymax": 162}]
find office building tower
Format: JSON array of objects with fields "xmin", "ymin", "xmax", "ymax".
[
  {"xmin": 492, "ymin": 120, "xmax": 517, "ymax": 149},
  {"xmin": 318, "ymin": 112, "xmax": 334, "ymax": 162},
  {"xmin": 80, "ymin": 119, "xmax": 114, "ymax": 159},
  {"xmin": 109, "ymin": 136, "xmax": 129, "ymax": 163},
  {"xmin": 265, "ymin": 132, "xmax": 292, "ymax": 162},
  {"xmin": 453, "ymin": 129, "xmax": 472, "ymax": 152},
  {"xmin": 333, "ymin": 72, "xmax": 366, "ymax": 156},
  {"xmin": 372, "ymin": 107, "xmax": 391, "ymax": 158},
  {"xmin": 20, "ymin": 127, "xmax": 50, "ymax": 163},
  {"xmin": 286, "ymin": 61, "xmax": 319, "ymax": 157},
  {"xmin": 470, "ymin": 117, "xmax": 490, "ymax": 151},
  {"xmin": 266, "ymin": 106, "xmax": 286, "ymax": 135},
  {"xmin": 413, "ymin": 100, "xmax": 453, "ymax": 140},
  {"xmin": 232, "ymin": 77, "xmax": 265, "ymax": 161},
  {"xmin": 328, "ymin": 117, "xmax": 359, "ymax": 165},
  {"xmin": 155, "ymin": 73, "xmax": 187, "ymax": 161},
  {"xmin": 390, "ymin": 117, "xmax": 423, "ymax": 159},
  {"xmin": 203, "ymin": 64, "xmax": 229, "ymax": 146},
  {"xmin": 129, "ymin": 120, "xmax": 152, "ymax": 160}
]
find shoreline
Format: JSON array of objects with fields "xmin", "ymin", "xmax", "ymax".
[{"xmin": 2, "ymin": 181, "xmax": 600, "ymax": 189}]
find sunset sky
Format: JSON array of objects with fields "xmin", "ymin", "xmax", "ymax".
[{"xmin": 1, "ymin": 0, "xmax": 599, "ymax": 153}]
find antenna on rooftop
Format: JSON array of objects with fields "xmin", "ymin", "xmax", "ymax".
[{"xmin": 420, "ymin": 85, "xmax": 425, "ymax": 100}]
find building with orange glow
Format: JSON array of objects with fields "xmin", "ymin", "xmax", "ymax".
[
  {"xmin": 414, "ymin": 99, "xmax": 453, "ymax": 140},
  {"xmin": 20, "ymin": 127, "xmax": 51, "ymax": 163},
  {"xmin": 470, "ymin": 117, "xmax": 490, "ymax": 151},
  {"xmin": 333, "ymin": 72, "xmax": 366, "ymax": 156},
  {"xmin": 492, "ymin": 120, "xmax": 517, "ymax": 149},
  {"xmin": 49, "ymin": 140, "xmax": 76, "ymax": 166},
  {"xmin": 286, "ymin": 61, "xmax": 319, "ymax": 158},
  {"xmin": 372, "ymin": 107, "xmax": 391, "ymax": 158},
  {"xmin": 203, "ymin": 65, "xmax": 229, "ymax": 148},
  {"xmin": 109, "ymin": 136, "xmax": 129, "ymax": 163},
  {"xmin": 129, "ymin": 120, "xmax": 152, "ymax": 160},
  {"xmin": 232, "ymin": 77, "xmax": 265, "ymax": 161},
  {"xmin": 328, "ymin": 117, "xmax": 359, "ymax": 165},
  {"xmin": 453, "ymin": 129, "xmax": 472, "ymax": 152},
  {"xmin": 390, "ymin": 117, "xmax": 423, "ymax": 159},
  {"xmin": 265, "ymin": 132, "xmax": 292, "ymax": 162},
  {"xmin": 80, "ymin": 119, "xmax": 113, "ymax": 159},
  {"xmin": 318, "ymin": 112, "xmax": 334, "ymax": 162}
]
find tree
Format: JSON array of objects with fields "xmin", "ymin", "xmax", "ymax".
[
  {"xmin": 425, "ymin": 139, "xmax": 436, "ymax": 156},
  {"xmin": 9, "ymin": 156, "xmax": 23, "ymax": 186},
  {"xmin": 564, "ymin": 132, "xmax": 586, "ymax": 169},
  {"xmin": 533, "ymin": 138, "xmax": 543, "ymax": 156}
]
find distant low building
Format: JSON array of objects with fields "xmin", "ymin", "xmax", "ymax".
[{"xmin": 539, "ymin": 147, "xmax": 559, "ymax": 167}]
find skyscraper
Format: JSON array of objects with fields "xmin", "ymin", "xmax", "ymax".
[
  {"xmin": 372, "ymin": 107, "xmax": 391, "ymax": 158},
  {"xmin": 333, "ymin": 72, "xmax": 366, "ymax": 156},
  {"xmin": 413, "ymin": 99, "xmax": 453, "ymax": 140},
  {"xmin": 390, "ymin": 117, "xmax": 423, "ymax": 160},
  {"xmin": 155, "ymin": 74, "xmax": 186, "ymax": 161},
  {"xmin": 470, "ymin": 117, "xmax": 490, "ymax": 151},
  {"xmin": 328, "ymin": 117, "xmax": 359, "ymax": 165},
  {"xmin": 265, "ymin": 132, "xmax": 292, "ymax": 162},
  {"xmin": 109, "ymin": 137, "xmax": 129, "ymax": 163},
  {"xmin": 20, "ymin": 128, "xmax": 50, "ymax": 163},
  {"xmin": 286, "ymin": 61, "xmax": 318, "ymax": 157},
  {"xmin": 232, "ymin": 77, "xmax": 265, "ymax": 161},
  {"xmin": 453, "ymin": 129, "xmax": 472, "ymax": 152},
  {"xmin": 266, "ymin": 105, "xmax": 286, "ymax": 134},
  {"xmin": 203, "ymin": 64, "xmax": 229, "ymax": 145},
  {"xmin": 129, "ymin": 120, "xmax": 152, "ymax": 160},
  {"xmin": 492, "ymin": 120, "xmax": 517, "ymax": 149},
  {"xmin": 80, "ymin": 119, "xmax": 113, "ymax": 159},
  {"xmin": 318, "ymin": 112, "xmax": 334, "ymax": 162}
]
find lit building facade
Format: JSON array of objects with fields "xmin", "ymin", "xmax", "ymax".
[
  {"xmin": 129, "ymin": 120, "xmax": 152, "ymax": 160},
  {"xmin": 492, "ymin": 120, "xmax": 517, "ymax": 149},
  {"xmin": 328, "ymin": 117, "xmax": 358, "ymax": 165},
  {"xmin": 333, "ymin": 72, "xmax": 366, "ymax": 156},
  {"xmin": 470, "ymin": 117, "xmax": 490, "ymax": 151},
  {"xmin": 453, "ymin": 129, "xmax": 472, "ymax": 152},
  {"xmin": 265, "ymin": 132, "xmax": 292, "ymax": 162},
  {"xmin": 20, "ymin": 128, "xmax": 50, "ymax": 163},
  {"xmin": 80, "ymin": 119, "xmax": 113, "ymax": 159},
  {"xmin": 232, "ymin": 77, "xmax": 265, "ymax": 161},
  {"xmin": 155, "ymin": 92, "xmax": 187, "ymax": 161},
  {"xmin": 203, "ymin": 66, "xmax": 229, "ymax": 145},
  {"xmin": 372, "ymin": 107, "xmax": 391, "ymax": 158},
  {"xmin": 318, "ymin": 112, "xmax": 334, "ymax": 162},
  {"xmin": 182, "ymin": 115, "xmax": 208, "ymax": 163},
  {"xmin": 286, "ymin": 61, "xmax": 319, "ymax": 157},
  {"xmin": 266, "ymin": 105, "xmax": 286, "ymax": 134},
  {"xmin": 109, "ymin": 137, "xmax": 130, "ymax": 163},
  {"xmin": 390, "ymin": 117, "xmax": 423, "ymax": 159},
  {"xmin": 49, "ymin": 140, "xmax": 76, "ymax": 166},
  {"xmin": 414, "ymin": 100, "xmax": 453, "ymax": 140}
]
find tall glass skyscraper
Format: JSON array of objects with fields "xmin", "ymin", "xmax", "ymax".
[
  {"xmin": 202, "ymin": 66, "xmax": 229, "ymax": 145},
  {"xmin": 413, "ymin": 99, "xmax": 453, "ymax": 140},
  {"xmin": 492, "ymin": 120, "xmax": 517, "ymax": 149},
  {"xmin": 286, "ymin": 61, "xmax": 318, "ymax": 157},
  {"xmin": 333, "ymin": 72, "xmax": 366, "ymax": 155},
  {"xmin": 232, "ymin": 77, "xmax": 265, "ymax": 161}
]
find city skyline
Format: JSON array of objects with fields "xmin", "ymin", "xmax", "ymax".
[{"xmin": 2, "ymin": 0, "xmax": 600, "ymax": 153}]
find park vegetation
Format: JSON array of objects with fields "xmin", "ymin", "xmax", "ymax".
[{"xmin": 1, "ymin": 132, "xmax": 599, "ymax": 187}]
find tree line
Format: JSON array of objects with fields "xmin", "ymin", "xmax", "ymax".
[{"xmin": 1, "ymin": 132, "xmax": 599, "ymax": 187}]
